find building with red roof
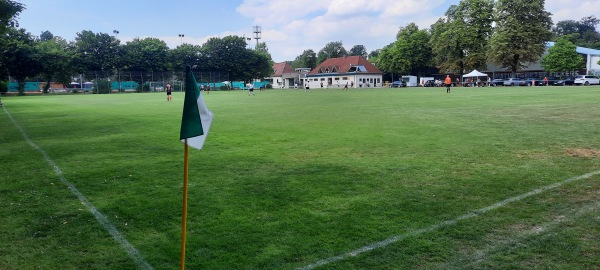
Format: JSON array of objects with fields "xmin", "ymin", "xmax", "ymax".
[
  {"xmin": 306, "ymin": 55, "xmax": 383, "ymax": 88},
  {"xmin": 265, "ymin": 62, "xmax": 299, "ymax": 88}
]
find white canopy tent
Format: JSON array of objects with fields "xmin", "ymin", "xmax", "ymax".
[
  {"xmin": 462, "ymin": 70, "xmax": 489, "ymax": 86},
  {"xmin": 462, "ymin": 70, "xmax": 488, "ymax": 78}
]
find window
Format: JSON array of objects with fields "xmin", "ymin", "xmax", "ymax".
[{"xmin": 342, "ymin": 77, "xmax": 348, "ymax": 80}]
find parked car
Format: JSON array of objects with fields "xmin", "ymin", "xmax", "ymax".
[
  {"xmin": 574, "ymin": 75, "xmax": 600, "ymax": 86},
  {"xmin": 423, "ymin": 80, "xmax": 437, "ymax": 87},
  {"xmin": 503, "ymin": 78, "xmax": 521, "ymax": 86},
  {"xmin": 520, "ymin": 78, "xmax": 539, "ymax": 86},
  {"xmin": 488, "ymin": 79, "xmax": 504, "ymax": 86},
  {"xmin": 553, "ymin": 77, "xmax": 575, "ymax": 86},
  {"xmin": 390, "ymin": 81, "xmax": 406, "ymax": 87}
]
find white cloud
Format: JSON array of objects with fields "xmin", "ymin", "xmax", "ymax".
[
  {"xmin": 546, "ymin": 0, "xmax": 600, "ymax": 23},
  {"xmin": 236, "ymin": 0, "xmax": 450, "ymax": 62},
  {"xmin": 227, "ymin": 0, "xmax": 600, "ymax": 62}
]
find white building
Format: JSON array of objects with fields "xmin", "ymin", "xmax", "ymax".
[{"xmin": 306, "ymin": 56, "xmax": 383, "ymax": 88}]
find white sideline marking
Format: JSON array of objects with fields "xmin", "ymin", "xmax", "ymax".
[
  {"xmin": 299, "ymin": 170, "xmax": 600, "ymax": 270},
  {"xmin": 4, "ymin": 107, "xmax": 154, "ymax": 270}
]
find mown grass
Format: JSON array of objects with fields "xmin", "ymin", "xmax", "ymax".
[{"xmin": 1, "ymin": 86, "xmax": 599, "ymax": 269}]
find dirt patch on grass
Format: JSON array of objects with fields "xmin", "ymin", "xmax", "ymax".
[{"xmin": 565, "ymin": 148, "xmax": 600, "ymax": 158}]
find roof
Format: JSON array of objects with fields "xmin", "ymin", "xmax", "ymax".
[
  {"xmin": 271, "ymin": 62, "xmax": 295, "ymax": 77},
  {"xmin": 309, "ymin": 55, "xmax": 382, "ymax": 75},
  {"xmin": 546, "ymin": 41, "xmax": 600, "ymax": 56}
]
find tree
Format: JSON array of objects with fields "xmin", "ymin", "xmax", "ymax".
[
  {"xmin": 378, "ymin": 23, "xmax": 432, "ymax": 76},
  {"xmin": 255, "ymin": 41, "xmax": 273, "ymax": 64},
  {"xmin": 430, "ymin": 0, "xmax": 493, "ymax": 76},
  {"xmin": 541, "ymin": 38, "xmax": 584, "ymax": 76},
  {"xmin": 0, "ymin": 0, "xmax": 24, "ymax": 34},
  {"xmin": 197, "ymin": 35, "xmax": 271, "ymax": 82},
  {"xmin": 35, "ymin": 36, "xmax": 74, "ymax": 92},
  {"xmin": 73, "ymin": 30, "xmax": 121, "ymax": 73},
  {"xmin": 553, "ymin": 16, "xmax": 600, "ymax": 49},
  {"xmin": 170, "ymin": 43, "xmax": 203, "ymax": 73},
  {"xmin": 0, "ymin": 0, "xmax": 24, "ymax": 79},
  {"xmin": 121, "ymin": 37, "xmax": 170, "ymax": 72},
  {"xmin": 2, "ymin": 28, "xmax": 42, "ymax": 95},
  {"xmin": 368, "ymin": 49, "xmax": 380, "ymax": 59},
  {"xmin": 488, "ymin": 0, "xmax": 553, "ymax": 77},
  {"xmin": 349, "ymin": 45, "xmax": 368, "ymax": 58},
  {"xmin": 316, "ymin": 41, "xmax": 347, "ymax": 64},
  {"xmin": 39, "ymin": 30, "xmax": 54, "ymax": 42},
  {"xmin": 291, "ymin": 49, "xmax": 316, "ymax": 69}
]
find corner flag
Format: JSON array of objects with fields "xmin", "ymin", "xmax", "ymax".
[{"xmin": 180, "ymin": 66, "xmax": 213, "ymax": 150}]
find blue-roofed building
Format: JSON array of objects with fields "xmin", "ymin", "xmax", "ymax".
[
  {"xmin": 482, "ymin": 42, "xmax": 600, "ymax": 79},
  {"xmin": 545, "ymin": 41, "xmax": 600, "ymax": 75}
]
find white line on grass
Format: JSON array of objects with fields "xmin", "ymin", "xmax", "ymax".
[
  {"xmin": 299, "ymin": 169, "xmax": 600, "ymax": 270},
  {"xmin": 4, "ymin": 107, "xmax": 154, "ymax": 270}
]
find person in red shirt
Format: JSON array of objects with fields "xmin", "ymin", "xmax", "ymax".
[{"xmin": 445, "ymin": 75, "xmax": 452, "ymax": 93}]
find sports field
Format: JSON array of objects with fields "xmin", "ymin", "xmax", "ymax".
[{"xmin": 1, "ymin": 86, "xmax": 599, "ymax": 270}]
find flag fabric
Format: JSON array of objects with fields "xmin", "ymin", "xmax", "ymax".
[{"xmin": 180, "ymin": 66, "xmax": 213, "ymax": 150}]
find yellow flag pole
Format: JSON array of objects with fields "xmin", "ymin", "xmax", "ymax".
[{"xmin": 180, "ymin": 140, "xmax": 189, "ymax": 270}]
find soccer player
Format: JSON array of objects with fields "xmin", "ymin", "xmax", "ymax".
[{"xmin": 166, "ymin": 83, "xmax": 172, "ymax": 101}]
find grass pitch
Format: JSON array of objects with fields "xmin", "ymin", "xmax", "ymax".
[{"xmin": 1, "ymin": 86, "xmax": 599, "ymax": 269}]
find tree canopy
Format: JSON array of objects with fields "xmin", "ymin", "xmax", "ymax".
[
  {"xmin": 553, "ymin": 16, "xmax": 600, "ymax": 49},
  {"xmin": 488, "ymin": 0, "xmax": 553, "ymax": 76},
  {"xmin": 430, "ymin": 0, "xmax": 493, "ymax": 76},
  {"xmin": 292, "ymin": 49, "xmax": 317, "ymax": 69},
  {"xmin": 377, "ymin": 23, "xmax": 432, "ymax": 76},
  {"xmin": 316, "ymin": 41, "xmax": 347, "ymax": 64},
  {"xmin": 349, "ymin": 45, "xmax": 368, "ymax": 58},
  {"xmin": 541, "ymin": 38, "xmax": 584, "ymax": 75}
]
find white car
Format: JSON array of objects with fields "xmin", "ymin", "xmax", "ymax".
[{"xmin": 574, "ymin": 75, "xmax": 600, "ymax": 86}]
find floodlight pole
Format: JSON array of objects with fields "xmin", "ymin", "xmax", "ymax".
[{"xmin": 113, "ymin": 30, "xmax": 120, "ymax": 91}]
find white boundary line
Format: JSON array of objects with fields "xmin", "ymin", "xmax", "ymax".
[
  {"xmin": 299, "ymin": 170, "xmax": 600, "ymax": 270},
  {"xmin": 4, "ymin": 107, "xmax": 154, "ymax": 270}
]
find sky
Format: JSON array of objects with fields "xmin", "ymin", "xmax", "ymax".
[{"xmin": 15, "ymin": 0, "xmax": 600, "ymax": 63}]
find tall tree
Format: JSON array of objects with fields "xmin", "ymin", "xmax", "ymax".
[
  {"xmin": 0, "ymin": 0, "xmax": 24, "ymax": 79},
  {"xmin": 0, "ymin": 0, "xmax": 24, "ymax": 34},
  {"xmin": 316, "ymin": 41, "xmax": 347, "ymax": 64},
  {"xmin": 255, "ymin": 41, "xmax": 273, "ymax": 64},
  {"xmin": 39, "ymin": 30, "xmax": 54, "ymax": 42},
  {"xmin": 73, "ymin": 30, "xmax": 121, "ymax": 73},
  {"xmin": 349, "ymin": 45, "xmax": 368, "ymax": 58},
  {"xmin": 541, "ymin": 38, "xmax": 584, "ymax": 76},
  {"xmin": 488, "ymin": 0, "xmax": 553, "ymax": 76},
  {"xmin": 553, "ymin": 16, "xmax": 600, "ymax": 49},
  {"xmin": 121, "ymin": 37, "xmax": 170, "ymax": 72},
  {"xmin": 430, "ymin": 0, "xmax": 493, "ymax": 76},
  {"xmin": 198, "ymin": 35, "xmax": 271, "ymax": 82},
  {"xmin": 170, "ymin": 43, "xmax": 203, "ymax": 72},
  {"xmin": 291, "ymin": 49, "xmax": 317, "ymax": 69},
  {"xmin": 2, "ymin": 28, "xmax": 42, "ymax": 95},
  {"xmin": 35, "ymin": 36, "xmax": 74, "ymax": 92},
  {"xmin": 378, "ymin": 23, "xmax": 432, "ymax": 75}
]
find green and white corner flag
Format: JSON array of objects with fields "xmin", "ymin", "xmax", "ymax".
[{"xmin": 180, "ymin": 66, "xmax": 213, "ymax": 150}]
